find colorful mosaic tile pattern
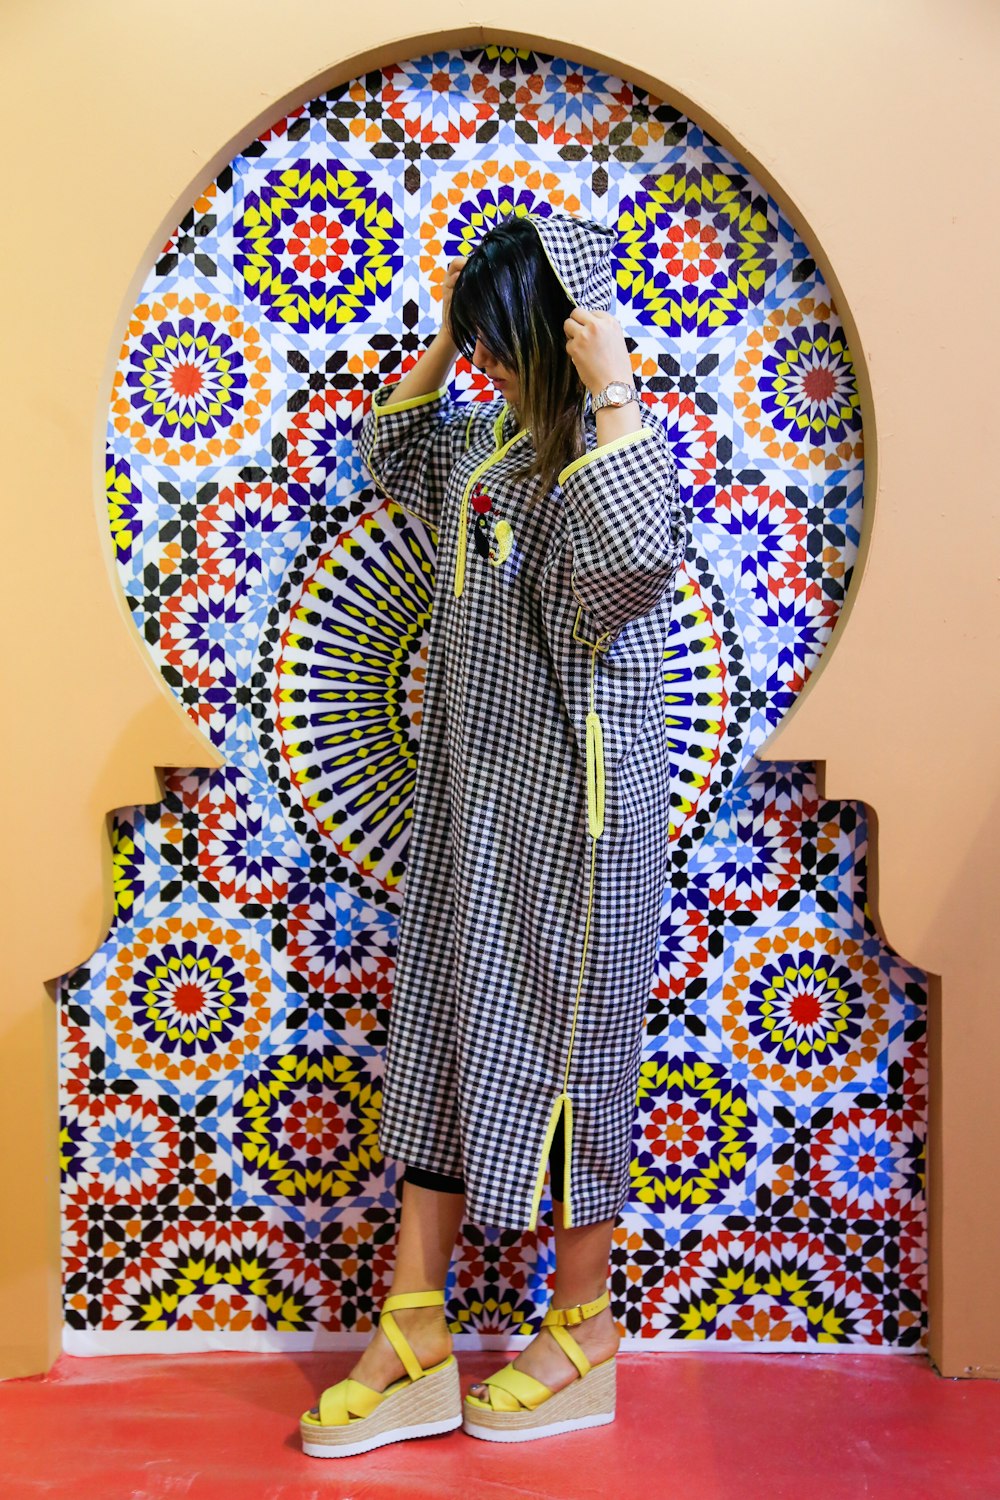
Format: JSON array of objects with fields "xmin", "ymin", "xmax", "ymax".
[{"xmin": 60, "ymin": 46, "xmax": 927, "ymax": 1352}]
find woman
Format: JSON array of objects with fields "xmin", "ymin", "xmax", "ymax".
[{"xmin": 300, "ymin": 209, "xmax": 688, "ymax": 1455}]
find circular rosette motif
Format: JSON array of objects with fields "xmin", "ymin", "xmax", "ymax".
[
  {"xmin": 233, "ymin": 1049, "xmax": 381, "ymax": 1205},
  {"xmin": 104, "ymin": 918, "xmax": 273, "ymax": 1080},
  {"xmin": 109, "ymin": 293, "xmax": 271, "ymax": 466},
  {"xmin": 107, "ymin": 1222, "xmax": 319, "ymax": 1334},
  {"xmin": 615, "ymin": 168, "xmax": 778, "ymax": 332},
  {"xmin": 285, "ymin": 888, "xmax": 394, "ymax": 1045},
  {"xmin": 61, "ymin": 1093, "xmax": 179, "ymax": 1206},
  {"xmin": 471, "ymin": 56, "xmax": 697, "ymax": 171},
  {"xmin": 735, "ymin": 298, "xmax": 862, "ymax": 463},
  {"xmin": 630, "ymin": 1054, "xmax": 757, "ymax": 1210},
  {"xmin": 420, "ymin": 162, "xmax": 581, "ymax": 305},
  {"xmin": 806, "ymin": 1106, "xmax": 925, "ymax": 1219},
  {"xmin": 723, "ymin": 926, "xmax": 888, "ymax": 1093},
  {"xmin": 252, "ymin": 501, "xmax": 435, "ymax": 904},
  {"xmin": 234, "ymin": 159, "xmax": 401, "ymax": 330},
  {"xmin": 381, "ymin": 55, "xmax": 492, "ymax": 149},
  {"xmin": 635, "ymin": 1231, "xmax": 861, "ymax": 1344}
]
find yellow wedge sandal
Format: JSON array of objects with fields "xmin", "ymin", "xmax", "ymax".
[
  {"xmin": 462, "ymin": 1288, "xmax": 616, "ymax": 1443},
  {"xmin": 300, "ymin": 1288, "xmax": 462, "ymax": 1458}
]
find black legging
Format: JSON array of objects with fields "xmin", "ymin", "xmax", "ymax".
[{"xmin": 400, "ymin": 1110, "xmax": 566, "ymax": 1201}]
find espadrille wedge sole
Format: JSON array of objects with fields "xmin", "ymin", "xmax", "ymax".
[
  {"xmin": 462, "ymin": 1287, "xmax": 617, "ymax": 1444},
  {"xmin": 462, "ymin": 1352, "xmax": 615, "ymax": 1443},
  {"xmin": 301, "ymin": 1354, "xmax": 462, "ymax": 1457},
  {"xmin": 300, "ymin": 1288, "xmax": 462, "ymax": 1459}
]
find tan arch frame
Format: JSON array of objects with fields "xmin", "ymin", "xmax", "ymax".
[{"xmin": 3, "ymin": 3, "xmax": 997, "ymax": 1381}]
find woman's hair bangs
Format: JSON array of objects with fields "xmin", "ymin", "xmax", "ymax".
[
  {"xmin": 446, "ymin": 215, "xmax": 588, "ymax": 496},
  {"xmin": 448, "ymin": 247, "xmax": 520, "ymax": 370}
]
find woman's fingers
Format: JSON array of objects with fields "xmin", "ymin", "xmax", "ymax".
[
  {"xmin": 565, "ymin": 307, "xmax": 611, "ymax": 329},
  {"xmin": 441, "ymin": 256, "xmax": 464, "ymax": 322},
  {"xmin": 562, "ymin": 310, "xmax": 632, "ymax": 391}
]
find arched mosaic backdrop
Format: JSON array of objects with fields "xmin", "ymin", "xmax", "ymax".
[{"xmin": 59, "ymin": 45, "xmax": 927, "ymax": 1352}]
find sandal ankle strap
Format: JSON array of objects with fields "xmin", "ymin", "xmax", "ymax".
[
  {"xmin": 541, "ymin": 1288, "xmax": 610, "ymax": 1327},
  {"xmin": 381, "ymin": 1288, "xmax": 446, "ymax": 1314},
  {"xmin": 377, "ymin": 1289, "xmax": 448, "ymax": 1385}
]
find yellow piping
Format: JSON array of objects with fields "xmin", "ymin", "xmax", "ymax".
[
  {"xmin": 585, "ymin": 707, "xmax": 605, "ymax": 837},
  {"xmin": 453, "ymin": 418, "xmax": 529, "ymax": 596},
  {"xmin": 366, "ymin": 386, "xmax": 449, "ymax": 530},
  {"xmin": 558, "ymin": 426, "xmax": 653, "ymax": 486},
  {"xmin": 373, "ymin": 385, "xmax": 448, "ymax": 416},
  {"xmin": 572, "ymin": 599, "xmax": 614, "ymax": 655},
  {"xmin": 521, "ymin": 211, "xmax": 574, "ymax": 304},
  {"xmin": 526, "ymin": 642, "xmax": 604, "ymax": 1231}
]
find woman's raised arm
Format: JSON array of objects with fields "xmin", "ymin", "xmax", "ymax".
[
  {"xmin": 357, "ymin": 260, "xmax": 471, "ymax": 533},
  {"xmin": 387, "ymin": 325, "xmax": 460, "ymax": 407},
  {"xmin": 384, "ymin": 256, "xmax": 464, "ymax": 405}
]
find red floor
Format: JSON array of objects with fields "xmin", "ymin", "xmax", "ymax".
[{"xmin": 2, "ymin": 1347, "xmax": 999, "ymax": 1499}]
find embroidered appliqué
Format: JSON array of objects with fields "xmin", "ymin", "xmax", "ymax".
[
  {"xmin": 468, "ymin": 484, "xmax": 516, "ymax": 569},
  {"xmin": 488, "ymin": 519, "xmax": 514, "ymax": 566},
  {"xmin": 470, "ymin": 483, "xmax": 493, "ymax": 559}
]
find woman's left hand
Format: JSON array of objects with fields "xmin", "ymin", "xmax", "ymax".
[{"xmin": 563, "ymin": 308, "xmax": 633, "ymax": 395}]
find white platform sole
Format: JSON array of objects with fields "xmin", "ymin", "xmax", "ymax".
[
  {"xmin": 301, "ymin": 1411, "xmax": 462, "ymax": 1458},
  {"xmin": 461, "ymin": 1354, "xmax": 616, "ymax": 1442},
  {"xmin": 463, "ymin": 1407, "xmax": 616, "ymax": 1443}
]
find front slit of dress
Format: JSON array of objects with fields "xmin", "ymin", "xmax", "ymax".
[{"xmin": 525, "ymin": 628, "xmax": 608, "ymax": 1232}]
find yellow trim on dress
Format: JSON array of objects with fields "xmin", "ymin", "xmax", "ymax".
[
  {"xmin": 520, "ymin": 210, "xmax": 574, "ymax": 304},
  {"xmin": 572, "ymin": 600, "xmax": 614, "ymax": 655},
  {"xmin": 365, "ymin": 385, "xmax": 450, "ymax": 529},
  {"xmin": 454, "ymin": 424, "xmax": 529, "ymax": 596},
  {"xmin": 585, "ymin": 709, "xmax": 605, "ymax": 838},
  {"xmin": 372, "ymin": 385, "xmax": 448, "ymax": 415},
  {"xmin": 557, "ymin": 425, "xmax": 653, "ymax": 487},
  {"xmin": 526, "ymin": 641, "xmax": 604, "ymax": 1232}
]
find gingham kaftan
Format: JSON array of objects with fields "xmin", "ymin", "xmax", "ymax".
[{"xmin": 358, "ymin": 210, "xmax": 688, "ymax": 1230}]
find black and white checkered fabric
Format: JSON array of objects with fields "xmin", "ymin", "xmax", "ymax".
[
  {"xmin": 356, "ymin": 214, "xmax": 688, "ymax": 1230},
  {"xmin": 519, "ymin": 207, "xmax": 617, "ymax": 312}
]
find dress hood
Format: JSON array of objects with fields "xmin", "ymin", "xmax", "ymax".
[{"xmin": 513, "ymin": 208, "xmax": 617, "ymax": 313}]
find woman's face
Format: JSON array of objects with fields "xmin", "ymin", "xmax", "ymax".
[{"xmin": 470, "ymin": 334, "xmax": 520, "ymax": 406}]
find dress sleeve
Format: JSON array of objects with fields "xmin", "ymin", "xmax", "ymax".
[
  {"xmin": 358, "ymin": 379, "xmax": 474, "ymax": 532},
  {"xmin": 556, "ymin": 401, "xmax": 687, "ymax": 645}
]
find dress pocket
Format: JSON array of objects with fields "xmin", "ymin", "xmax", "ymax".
[{"xmin": 585, "ymin": 708, "xmax": 605, "ymax": 837}]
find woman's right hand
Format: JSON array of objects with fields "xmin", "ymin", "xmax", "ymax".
[{"xmin": 441, "ymin": 255, "xmax": 465, "ymax": 343}]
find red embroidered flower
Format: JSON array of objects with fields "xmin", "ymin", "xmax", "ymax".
[{"xmin": 470, "ymin": 485, "xmax": 492, "ymax": 515}]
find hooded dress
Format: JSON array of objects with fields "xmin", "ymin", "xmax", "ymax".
[{"xmin": 357, "ymin": 209, "xmax": 688, "ymax": 1231}]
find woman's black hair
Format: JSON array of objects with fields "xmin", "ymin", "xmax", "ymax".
[{"xmin": 447, "ymin": 215, "xmax": 587, "ymax": 496}]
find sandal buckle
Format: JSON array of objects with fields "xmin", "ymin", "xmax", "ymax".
[{"xmin": 541, "ymin": 1288, "xmax": 610, "ymax": 1327}]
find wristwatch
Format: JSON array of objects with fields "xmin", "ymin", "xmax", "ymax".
[{"xmin": 591, "ymin": 380, "xmax": 638, "ymax": 410}]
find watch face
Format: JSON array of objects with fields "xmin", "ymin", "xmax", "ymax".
[{"xmin": 608, "ymin": 382, "xmax": 631, "ymax": 404}]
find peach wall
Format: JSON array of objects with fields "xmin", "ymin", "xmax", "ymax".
[{"xmin": 2, "ymin": 0, "xmax": 997, "ymax": 1378}]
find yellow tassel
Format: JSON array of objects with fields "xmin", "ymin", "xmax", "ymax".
[{"xmin": 585, "ymin": 710, "xmax": 605, "ymax": 837}]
